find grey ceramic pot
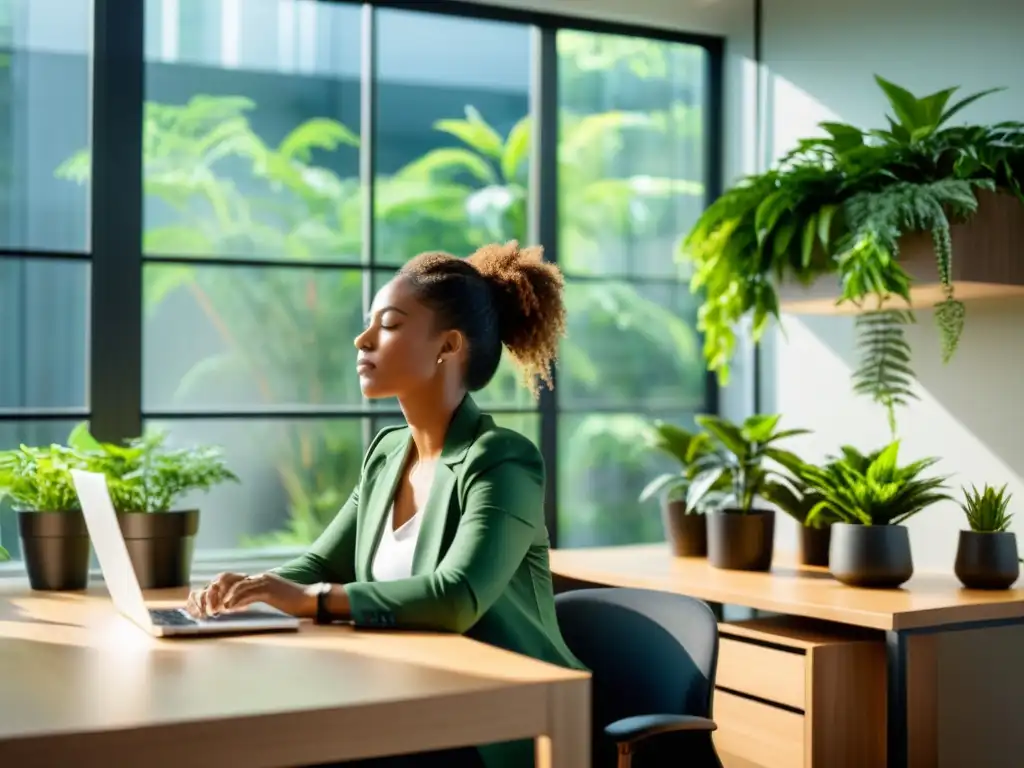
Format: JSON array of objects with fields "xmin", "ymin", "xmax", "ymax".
[
  {"xmin": 707, "ymin": 508, "xmax": 775, "ymax": 571},
  {"xmin": 117, "ymin": 510, "xmax": 200, "ymax": 589},
  {"xmin": 829, "ymin": 523, "xmax": 913, "ymax": 588},
  {"xmin": 954, "ymin": 530, "xmax": 1020, "ymax": 590},
  {"xmin": 18, "ymin": 510, "xmax": 91, "ymax": 591}
]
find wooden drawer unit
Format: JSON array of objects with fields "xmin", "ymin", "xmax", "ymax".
[{"xmin": 713, "ymin": 616, "xmax": 886, "ymax": 768}]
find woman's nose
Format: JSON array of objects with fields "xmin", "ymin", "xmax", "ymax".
[{"xmin": 354, "ymin": 327, "xmax": 372, "ymax": 350}]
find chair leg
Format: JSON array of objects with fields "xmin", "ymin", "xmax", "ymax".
[{"xmin": 616, "ymin": 743, "xmax": 632, "ymax": 768}]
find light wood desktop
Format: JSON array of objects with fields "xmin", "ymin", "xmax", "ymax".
[
  {"xmin": 551, "ymin": 544, "xmax": 1024, "ymax": 768},
  {"xmin": 0, "ymin": 587, "xmax": 590, "ymax": 768}
]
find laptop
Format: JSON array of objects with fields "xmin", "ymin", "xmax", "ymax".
[{"xmin": 71, "ymin": 469, "xmax": 301, "ymax": 638}]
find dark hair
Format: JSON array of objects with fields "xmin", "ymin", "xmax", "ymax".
[{"xmin": 398, "ymin": 240, "xmax": 566, "ymax": 396}]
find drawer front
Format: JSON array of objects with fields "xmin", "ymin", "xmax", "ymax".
[
  {"xmin": 717, "ymin": 637, "xmax": 806, "ymax": 709},
  {"xmin": 714, "ymin": 690, "xmax": 805, "ymax": 768}
]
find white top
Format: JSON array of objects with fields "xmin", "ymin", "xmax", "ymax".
[{"xmin": 371, "ymin": 505, "xmax": 424, "ymax": 582}]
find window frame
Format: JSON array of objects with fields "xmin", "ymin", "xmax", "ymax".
[{"xmin": 0, "ymin": 0, "xmax": 724, "ymax": 577}]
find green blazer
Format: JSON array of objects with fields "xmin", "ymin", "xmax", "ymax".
[{"xmin": 273, "ymin": 395, "xmax": 586, "ymax": 768}]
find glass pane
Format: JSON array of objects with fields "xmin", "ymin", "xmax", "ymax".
[
  {"xmin": 372, "ymin": 411, "xmax": 539, "ymax": 449},
  {"xmin": 561, "ymin": 278, "xmax": 705, "ymax": 411},
  {"xmin": 1, "ymin": 0, "xmax": 92, "ymax": 252},
  {"xmin": 143, "ymin": 0, "xmax": 363, "ymax": 261},
  {"xmin": 558, "ymin": 411, "xmax": 698, "ymax": 548},
  {"xmin": 374, "ymin": 9, "xmax": 531, "ymax": 266},
  {"xmin": 143, "ymin": 264, "xmax": 365, "ymax": 410},
  {"xmin": 0, "ymin": 420, "xmax": 82, "ymax": 561},
  {"xmin": 146, "ymin": 418, "xmax": 368, "ymax": 550},
  {"xmin": 0, "ymin": 259, "xmax": 89, "ymax": 409},
  {"xmin": 556, "ymin": 30, "xmax": 707, "ymax": 278}
]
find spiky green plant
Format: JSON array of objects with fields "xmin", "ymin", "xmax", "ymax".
[
  {"xmin": 798, "ymin": 442, "xmax": 951, "ymax": 526},
  {"xmin": 638, "ymin": 421, "xmax": 713, "ymax": 508},
  {"xmin": 687, "ymin": 414, "xmax": 810, "ymax": 514},
  {"xmin": 960, "ymin": 484, "xmax": 1013, "ymax": 533},
  {"xmin": 680, "ymin": 74, "xmax": 1024, "ymax": 431}
]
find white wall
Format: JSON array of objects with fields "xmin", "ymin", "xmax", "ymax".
[{"xmin": 759, "ymin": 0, "xmax": 1024, "ymax": 568}]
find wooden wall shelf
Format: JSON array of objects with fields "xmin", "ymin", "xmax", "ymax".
[{"xmin": 778, "ymin": 190, "xmax": 1024, "ymax": 315}]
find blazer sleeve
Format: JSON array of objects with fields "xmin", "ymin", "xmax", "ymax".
[
  {"xmin": 270, "ymin": 485, "xmax": 359, "ymax": 586},
  {"xmin": 345, "ymin": 436, "xmax": 542, "ymax": 633}
]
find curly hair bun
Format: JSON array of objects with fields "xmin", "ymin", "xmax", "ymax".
[{"xmin": 468, "ymin": 240, "xmax": 566, "ymax": 394}]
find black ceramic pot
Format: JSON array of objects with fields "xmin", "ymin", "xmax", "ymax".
[
  {"xmin": 118, "ymin": 510, "xmax": 200, "ymax": 589},
  {"xmin": 954, "ymin": 530, "xmax": 1020, "ymax": 590},
  {"xmin": 799, "ymin": 524, "xmax": 832, "ymax": 567},
  {"xmin": 662, "ymin": 500, "xmax": 707, "ymax": 558},
  {"xmin": 17, "ymin": 510, "xmax": 91, "ymax": 591},
  {"xmin": 829, "ymin": 523, "xmax": 913, "ymax": 588},
  {"xmin": 707, "ymin": 508, "xmax": 775, "ymax": 571}
]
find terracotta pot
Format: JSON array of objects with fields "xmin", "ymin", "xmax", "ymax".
[{"xmin": 662, "ymin": 500, "xmax": 707, "ymax": 558}]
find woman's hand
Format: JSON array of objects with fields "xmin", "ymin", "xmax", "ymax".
[
  {"xmin": 186, "ymin": 572, "xmax": 247, "ymax": 618},
  {"xmin": 220, "ymin": 572, "xmax": 318, "ymax": 618}
]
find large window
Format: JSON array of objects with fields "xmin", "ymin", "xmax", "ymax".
[
  {"xmin": 0, "ymin": 0, "xmax": 720, "ymax": 564},
  {"xmin": 0, "ymin": 0, "xmax": 92, "ymax": 560}
]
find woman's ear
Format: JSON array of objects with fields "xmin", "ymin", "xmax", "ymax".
[{"xmin": 440, "ymin": 329, "xmax": 466, "ymax": 360}]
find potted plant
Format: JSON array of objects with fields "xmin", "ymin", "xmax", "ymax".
[
  {"xmin": 954, "ymin": 484, "xmax": 1019, "ymax": 590},
  {"xmin": 0, "ymin": 443, "xmax": 92, "ymax": 591},
  {"xmin": 688, "ymin": 414, "xmax": 809, "ymax": 571},
  {"xmin": 761, "ymin": 473, "xmax": 837, "ymax": 568},
  {"xmin": 799, "ymin": 443, "xmax": 950, "ymax": 588},
  {"xmin": 639, "ymin": 421, "xmax": 715, "ymax": 557},
  {"xmin": 70, "ymin": 426, "xmax": 239, "ymax": 589},
  {"xmin": 681, "ymin": 76, "xmax": 1024, "ymax": 433}
]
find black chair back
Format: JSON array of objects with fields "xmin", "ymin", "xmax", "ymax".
[{"xmin": 556, "ymin": 587, "xmax": 720, "ymax": 766}]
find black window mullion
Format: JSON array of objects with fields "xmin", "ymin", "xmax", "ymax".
[
  {"xmin": 530, "ymin": 26, "xmax": 560, "ymax": 546},
  {"xmin": 360, "ymin": 2, "xmax": 378, "ymax": 449},
  {"xmin": 90, "ymin": 0, "xmax": 144, "ymax": 443}
]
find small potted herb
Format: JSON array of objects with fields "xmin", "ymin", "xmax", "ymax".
[
  {"xmin": 761, "ymin": 472, "xmax": 837, "ymax": 567},
  {"xmin": 954, "ymin": 484, "xmax": 1019, "ymax": 590},
  {"xmin": 799, "ymin": 443, "xmax": 950, "ymax": 588},
  {"xmin": 688, "ymin": 414, "xmax": 809, "ymax": 571},
  {"xmin": 639, "ymin": 422, "xmax": 715, "ymax": 557},
  {"xmin": 70, "ymin": 426, "xmax": 239, "ymax": 589},
  {"xmin": 0, "ymin": 443, "xmax": 92, "ymax": 590}
]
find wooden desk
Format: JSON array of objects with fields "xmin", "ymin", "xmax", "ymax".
[
  {"xmin": 0, "ymin": 588, "xmax": 590, "ymax": 768},
  {"xmin": 551, "ymin": 544, "xmax": 1024, "ymax": 768}
]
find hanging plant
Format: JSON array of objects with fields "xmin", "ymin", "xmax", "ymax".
[{"xmin": 681, "ymin": 75, "xmax": 1024, "ymax": 430}]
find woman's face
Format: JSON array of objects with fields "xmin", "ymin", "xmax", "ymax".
[{"xmin": 353, "ymin": 276, "xmax": 461, "ymax": 399}]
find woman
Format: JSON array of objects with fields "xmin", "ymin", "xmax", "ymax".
[{"xmin": 187, "ymin": 241, "xmax": 586, "ymax": 768}]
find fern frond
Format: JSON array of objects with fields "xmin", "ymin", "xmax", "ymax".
[
  {"xmin": 841, "ymin": 179, "xmax": 986, "ymax": 363},
  {"xmin": 852, "ymin": 310, "xmax": 918, "ymax": 436}
]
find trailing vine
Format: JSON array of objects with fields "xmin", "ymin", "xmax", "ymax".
[{"xmin": 681, "ymin": 75, "xmax": 1024, "ymax": 429}]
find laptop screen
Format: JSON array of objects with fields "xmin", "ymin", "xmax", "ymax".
[{"xmin": 70, "ymin": 470, "xmax": 151, "ymax": 627}]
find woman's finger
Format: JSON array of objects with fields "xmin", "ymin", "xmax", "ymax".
[
  {"xmin": 223, "ymin": 576, "xmax": 265, "ymax": 609},
  {"xmin": 185, "ymin": 591, "xmax": 202, "ymax": 618},
  {"xmin": 223, "ymin": 581, "xmax": 265, "ymax": 610}
]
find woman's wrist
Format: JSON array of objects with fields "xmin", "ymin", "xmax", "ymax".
[{"xmin": 301, "ymin": 582, "xmax": 351, "ymax": 623}]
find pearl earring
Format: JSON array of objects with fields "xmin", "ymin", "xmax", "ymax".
[{"xmin": 437, "ymin": 357, "xmax": 443, "ymax": 365}]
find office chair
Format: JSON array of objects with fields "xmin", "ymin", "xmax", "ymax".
[{"xmin": 555, "ymin": 588, "xmax": 724, "ymax": 768}]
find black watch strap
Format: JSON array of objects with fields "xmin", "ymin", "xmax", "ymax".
[{"xmin": 314, "ymin": 582, "xmax": 332, "ymax": 625}]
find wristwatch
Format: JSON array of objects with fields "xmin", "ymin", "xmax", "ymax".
[{"xmin": 314, "ymin": 582, "xmax": 333, "ymax": 625}]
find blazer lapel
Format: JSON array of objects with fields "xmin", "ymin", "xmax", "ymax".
[
  {"xmin": 355, "ymin": 434, "xmax": 410, "ymax": 581},
  {"xmin": 410, "ymin": 395, "xmax": 482, "ymax": 576}
]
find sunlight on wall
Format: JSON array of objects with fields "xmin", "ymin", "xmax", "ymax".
[{"xmin": 771, "ymin": 312, "xmax": 1024, "ymax": 568}]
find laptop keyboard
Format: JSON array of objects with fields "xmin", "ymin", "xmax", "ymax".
[{"xmin": 150, "ymin": 608, "xmax": 198, "ymax": 626}]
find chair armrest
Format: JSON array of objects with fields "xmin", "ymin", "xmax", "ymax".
[{"xmin": 604, "ymin": 714, "xmax": 717, "ymax": 747}]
